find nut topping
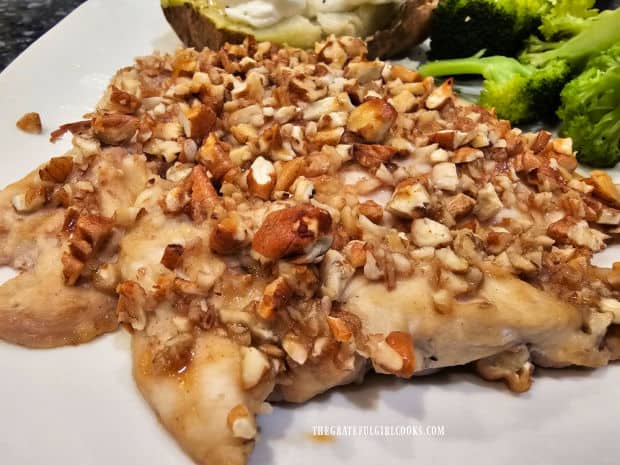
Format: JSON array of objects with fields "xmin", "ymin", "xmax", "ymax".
[
  {"xmin": 346, "ymin": 99, "xmax": 397, "ymax": 143},
  {"xmin": 39, "ymin": 156, "xmax": 74, "ymax": 183},
  {"xmin": 251, "ymin": 205, "xmax": 332, "ymax": 263},
  {"xmin": 247, "ymin": 156, "xmax": 276, "ymax": 200},
  {"xmin": 92, "ymin": 113, "xmax": 138, "ymax": 145},
  {"xmin": 227, "ymin": 405, "xmax": 257, "ymax": 440},
  {"xmin": 161, "ymin": 244, "xmax": 185, "ymax": 270},
  {"xmin": 16, "ymin": 112, "xmax": 42, "ymax": 134}
]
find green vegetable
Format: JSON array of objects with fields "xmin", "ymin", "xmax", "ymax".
[
  {"xmin": 520, "ymin": 7, "xmax": 620, "ymax": 69},
  {"xmin": 429, "ymin": 0, "xmax": 550, "ymax": 59},
  {"xmin": 419, "ymin": 53, "xmax": 570, "ymax": 123},
  {"xmin": 558, "ymin": 42, "xmax": 620, "ymax": 167},
  {"xmin": 538, "ymin": 0, "xmax": 598, "ymax": 40}
]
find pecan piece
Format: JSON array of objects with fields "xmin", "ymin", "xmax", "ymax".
[
  {"xmin": 210, "ymin": 214, "xmax": 247, "ymax": 254},
  {"xmin": 108, "ymin": 86, "xmax": 140, "ymax": 114},
  {"xmin": 186, "ymin": 165, "xmax": 218, "ymax": 222},
  {"xmin": 39, "ymin": 156, "xmax": 74, "ymax": 183},
  {"xmin": 92, "ymin": 113, "xmax": 139, "ymax": 145},
  {"xmin": 353, "ymin": 143, "xmax": 397, "ymax": 170},
  {"xmin": 180, "ymin": 104, "xmax": 216, "ymax": 139},
  {"xmin": 257, "ymin": 277, "xmax": 291, "ymax": 319},
  {"xmin": 196, "ymin": 133, "xmax": 234, "ymax": 181},
  {"xmin": 161, "ymin": 244, "xmax": 185, "ymax": 270},
  {"xmin": 346, "ymin": 99, "xmax": 397, "ymax": 143},
  {"xmin": 49, "ymin": 120, "xmax": 92, "ymax": 143},
  {"xmin": 116, "ymin": 280, "xmax": 148, "ymax": 330},
  {"xmin": 16, "ymin": 112, "xmax": 42, "ymax": 134},
  {"xmin": 251, "ymin": 205, "xmax": 333, "ymax": 263},
  {"xmin": 61, "ymin": 252, "xmax": 85, "ymax": 286}
]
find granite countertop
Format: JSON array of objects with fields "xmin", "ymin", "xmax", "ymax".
[{"xmin": 0, "ymin": 0, "xmax": 86, "ymax": 70}]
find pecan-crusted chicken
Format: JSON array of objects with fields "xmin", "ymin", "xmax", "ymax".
[{"xmin": 2, "ymin": 36, "xmax": 620, "ymax": 465}]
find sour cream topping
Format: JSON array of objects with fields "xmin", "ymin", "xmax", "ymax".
[{"xmin": 224, "ymin": 0, "xmax": 397, "ymax": 28}]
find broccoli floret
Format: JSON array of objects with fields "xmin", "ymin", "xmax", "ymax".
[
  {"xmin": 429, "ymin": 0, "xmax": 550, "ymax": 59},
  {"xmin": 558, "ymin": 43, "xmax": 620, "ymax": 167},
  {"xmin": 521, "ymin": 7, "xmax": 620, "ymax": 69},
  {"xmin": 419, "ymin": 54, "xmax": 570, "ymax": 123},
  {"xmin": 538, "ymin": 0, "xmax": 598, "ymax": 40}
]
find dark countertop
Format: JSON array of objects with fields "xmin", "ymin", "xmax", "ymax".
[{"xmin": 0, "ymin": 0, "xmax": 86, "ymax": 70}]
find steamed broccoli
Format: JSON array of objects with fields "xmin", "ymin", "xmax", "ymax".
[
  {"xmin": 429, "ymin": 0, "xmax": 550, "ymax": 59},
  {"xmin": 558, "ymin": 43, "xmax": 620, "ymax": 167},
  {"xmin": 418, "ymin": 54, "xmax": 570, "ymax": 123},
  {"xmin": 538, "ymin": 0, "xmax": 598, "ymax": 40},
  {"xmin": 520, "ymin": 7, "xmax": 620, "ymax": 69}
]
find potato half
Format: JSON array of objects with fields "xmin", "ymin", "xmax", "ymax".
[{"xmin": 161, "ymin": 0, "xmax": 437, "ymax": 58}]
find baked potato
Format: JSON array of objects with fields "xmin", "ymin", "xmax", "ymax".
[{"xmin": 161, "ymin": 0, "xmax": 438, "ymax": 58}]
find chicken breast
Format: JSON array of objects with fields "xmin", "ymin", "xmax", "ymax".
[
  {"xmin": 2, "ymin": 35, "xmax": 620, "ymax": 465},
  {"xmin": 0, "ymin": 145, "xmax": 152, "ymax": 347},
  {"xmin": 133, "ymin": 330, "xmax": 275, "ymax": 465}
]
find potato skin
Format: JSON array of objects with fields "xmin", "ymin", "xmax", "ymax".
[
  {"xmin": 162, "ymin": 0, "xmax": 437, "ymax": 58},
  {"xmin": 163, "ymin": 4, "xmax": 246, "ymax": 52},
  {"xmin": 367, "ymin": 0, "xmax": 438, "ymax": 59}
]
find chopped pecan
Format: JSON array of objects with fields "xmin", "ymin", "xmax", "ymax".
[
  {"xmin": 343, "ymin": 240, "xmax": 367, "ymax": 268},
  {"xmin": 531, "ymin": 130, "xmax": 551, "ymax": 153},
  {"xmin": 107, "ymin": 86, "xmax": 140, "ymax": 114},
  {"xmin": 431, "ymin": 162, "xmax": 459, "ymax": 192},
  {"xmin": 473, "ymin": 183, "xmax": 503, "ymax": 222},
  {"xmin": 358, "ymin": 200, "xmax": 383, "ymax": 224},
  {"xmin": 196, "ymin": 133, "xmax": 234, "ymax": 181},
  {"xmin": 320, "ymin": 249, "xmax": 355, "ymax": 300},
  {"xmin": 186, "ymin": 165, "xmax": 218, "ymax": 222},
  {"xmin": 75, "ymin": 213, "xmax": 115, "ymax": 250},
  {"xmin": 247, "ymin": 156, "xmax": 276, "ymax": 200},
  {"xmin": 277, "ymin": 262, "xmax": 320, "ymax": 299},
  {"xmin": 344, "ymin": 60, "xmax": 384, "ymax": 84},
  {"xmin": 50, "ymin": 120, "xmax": 92, "ymax": 143},
  {"xmin": 428, "ymin": 129, "xmax": 468, "ymax": 150},
  {"xmin": 386, "ymin": 181, "xmax": 429, "ymax": 219},
  {"xmin": 353, "ymin": 143, "xmax": 397, "ymax": 170},
  {"xmin": 251, "ymin": 204, "xmax": 333, "ymax": 263},
  {"xmin": 346, "ymin": 99, "xmax": 397, "ymax": 143},
  {"xmin": 241, "ymin": 347, "xmax": 271, "ymax": 389},
  {"xmin": 282, "ymin": 333, "xmax": 309, "ymax": 365},
  {"xmin": 587, "ymin": 170, "xmax": 620, "ymax": 208},
  {"xmin": 486, "ymin": 230, "xmax": 512, "ymax": 255},
  {"xmin": 16, "ymin": 112, "xmax": 42, "ymax": 134},
  {"xmin": 387, "ymin": 64, "xmax": 420, "ymax": 83},
  {"xmin": 39, "ymin": 156, "xmax": 74, "ymax": 183},
  {"xmin": 257, "ymin": 277, "xmax": 292, "ymax": 319},
  {"xmin": 61, "ymin": 252, "xmax": 85, "ymax": 286},
  {"xmin": 92, "ymin": 113, "xmax": 138, "ymax": 145},
  {"xmin": 444, "ymin": 193, "xmax": 476, "ymax": 219},
  {"xmin": 161, "ymin": 244, "xmax": 185, "ymax": 270},
  {"xmin": 209, "ymin": 213, "xmax": 247, "ymax": 254},
  {"xmin": 11, "ymin": 185, "xmax": 46, "ymax": 213},
  {"xmin": 385, "ymin": 331, "xmax": 415, "ymax": 378},
  {"xmin": 180, "ymin": 104, "xmax": 216, "ymax": 139},
  {"xmin": 227, "ymin": 404, "xmax": 257, "ymax": 440},
  {"xmin": 116, "ymin": 280, "xmax": 148, "ymax": 330},
  {"xmin": 426, "ymin": 78, "xmax": 453, "ymax": 110},
  {"xmin": 411, "ymin": 218, "xmax": 452, "ymax": 248}
]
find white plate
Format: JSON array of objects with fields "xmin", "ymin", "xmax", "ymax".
[{"xmin": 1, "ymin": 1, "xmax": 619, "ymax": 464}]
